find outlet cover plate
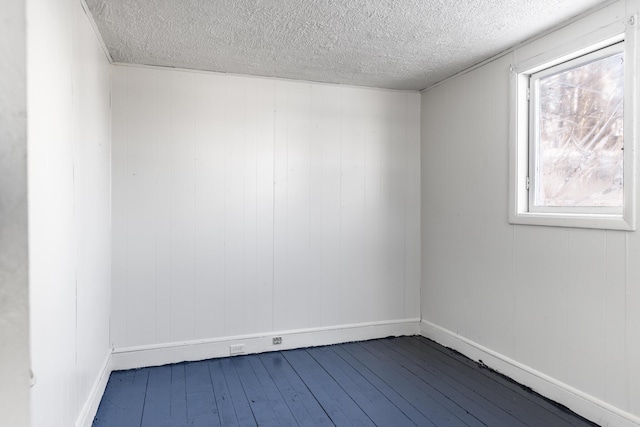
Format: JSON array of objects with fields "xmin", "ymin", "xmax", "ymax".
[{"xmin": 229, "ymin": 344, "xmax": 245, "ymax": 355}]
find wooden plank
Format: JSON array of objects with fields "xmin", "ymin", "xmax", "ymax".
[
  {"xmin": 154, "ymin": 69, "xmax": 173, "ymax": 345},
  {"xmin": 169, "ymin": 71, "xmax": 197, "ymax": 342},
  {"xmin": 603, "ymin": 231, "xmax": 627, "ymax": 408},
  {"xmin": 362, "ymin": 89, "xmax": 388, "ymax": 321},
  {"xmin": 241, "ymin": 79, "xmax": 259, "ymax": 335},
  {"xmin": 386, "ymin": 90, "xmax": 409, "ymax": 319},
  {"xmin": 230, "ymin": 355, "xmax": 295, "ymax": 426},
  {"xmin": 339, "ymin": 342, "xmax": 478, "ymax": 427},
  {"xmin": 258, "ymin": 352, "xmax": 333, "ymax": 426},
  {"xmin": 283, "ymin": 348, "xmax": 376, "ymax": 427},
  {"xmin": 246, "ymin": 354, "xmax": 304, "ymax": 426},
  {"xmin": 403, "ymin": 92, "xmax": 422, "ymax": 320},
  {"xmin": 412, "ymin": 336, "xmax": 597, "ymax": 426},
  {"xmin": 169, "ymin": 364, "xmax": 188, "ymax": 425},
  {"xmin": 141, "ymin": 365, "xmax": 172, "ymax": 427},
  {"xmin": 339, "ymin": 89, "xmax": 367, "ymax": 325},
  {"xmin": 219, "ymin": 358, "xmax": 257, "ymax": 425},
  {"xmin": 93, "ymin": 369, "xmax": 149, "ymax": 427},
  {"xmin": 307, "ymin": 85, "xmax": 325, "ymax": 328},
  {"xmin": 272, "ymin": 80, "xmax": 289, "ymax": 332},
  {"xmin": 627, "ymin": 228, "xmax": 640, "ymax": 415},
  {"xmin": 252, "ymin": 78, "xmax": 276, "ymax": 334},
  {"xmin": 185, "ymin": 361, "xmax": 220, "ymax": 426},
  {"xmin": 207, "ymin": 359, "xmax": 241, "ymax": 427},
  {"xmin": 306, "ymin": 345, "xmax": 417, "ymax": 427},
  {"xmin": 318, "ymin": 85, "xmax": 342, "ymax": 326}
]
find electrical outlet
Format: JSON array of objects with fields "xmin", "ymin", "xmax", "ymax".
[
  {"xmin": 272, "ymin": 336, "xmax": 282, "ymax": 345},
  {"xmin": 229, "ymin": 344, "xmax": 245, "ymax": 355}
]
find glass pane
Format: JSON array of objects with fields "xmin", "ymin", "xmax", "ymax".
[{"xmin": 535, "ymin": 52, "xmax": 624, "ymax": 207}]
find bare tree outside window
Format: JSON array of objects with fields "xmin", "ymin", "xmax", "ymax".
[{"xmin": 534, "ymin": 51, "xmax": 624, "ymax": 207}]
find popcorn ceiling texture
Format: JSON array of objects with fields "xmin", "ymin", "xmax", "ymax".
[{"xmin": 86, "ymin": 0, "xmax": 606, "ymax": 90}]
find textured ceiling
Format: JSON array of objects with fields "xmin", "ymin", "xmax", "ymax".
[{"xmin": 86, "ymin": 0, "xmax": 608, "ymax": 90}]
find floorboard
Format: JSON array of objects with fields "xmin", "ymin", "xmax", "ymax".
[
  {"xmin": 140, "ymin": 365, "xmax": 171, "ymax": 427},
  {"xmin": 207, "ymin": 359, "xmax": 242, "ymax": 426},
  {"xmin": 258, "ymin": 352, "xmax": 333, "ymax": 426},
  {"xmin": 185, "ymin": 361, "xmax": 220, "ymax": 426},
  {"xmin": 94, "ymin": 336, "xmax": 599, "ymax": 426},
  {"xmin": 219, "ymin": 357, "xmax": 257, "ymax": 425}
]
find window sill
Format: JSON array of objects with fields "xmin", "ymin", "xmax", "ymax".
[{"xmin": 509, "ymin": 212, "xmax": 635, "ymax": 231}]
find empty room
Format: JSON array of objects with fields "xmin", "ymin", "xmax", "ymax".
[{"xmin": 2, "ymin": 0, "xmax": 640, "ymax": 425}]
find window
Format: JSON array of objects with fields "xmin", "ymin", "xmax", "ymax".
[
  {"xmin": 509, "ymin": 19, "xmax": 637, "ymax": 230},
  {"xmin": 530, "ymin": 43, "xmax": 624, "ymax": 213}
]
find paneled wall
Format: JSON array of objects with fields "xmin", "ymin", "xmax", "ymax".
[
  {"xmin": 111, "ymin": 65, "xmax": 421, "ymax": 349},
  {"xmin": 421, "ymin": 0, "xmax": 640, "ymax": 422},
  {"xmin": 27, "ymin": 1, "xmax": 112, "ymax": 426}
]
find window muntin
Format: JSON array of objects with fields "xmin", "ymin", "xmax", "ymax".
[{"xmin": 529, "ymin": 43, "xmax": 625, "ymax": 214}]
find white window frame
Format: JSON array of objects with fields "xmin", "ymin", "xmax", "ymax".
[
  {"xmin": 529, "ymin": 42, "xmax": 625, "ymax": 215},
  {"xmin": 509, "ymin": 17, "xmax": 638, "ymax": 230}
]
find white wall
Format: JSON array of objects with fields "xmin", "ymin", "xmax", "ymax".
[
  {"xmin": 421, "ymin": 0, "xmax": 640, "ymax": 425},
  {"xmin": 0, "ymin": 0, "xmax": 30, "ymax": 425},
  {"xmin": 27, "ymin": 0, "xmax": 112, "ymax": 426},
  {"xmin": 111, "ymin": 65, "xmax": 421, "ymax": 350}
]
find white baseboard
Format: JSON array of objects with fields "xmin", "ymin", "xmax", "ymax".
[
  {"xmin": 75, "ymin": 350, "xmax": 113, "ymax": 427},
  {"xmin": 420, "ymin": 319, "xmax": 640, "ymax": 427},
  {"xmin": 111, "ymin": 318, "xmax": 421, "ymax": 371}
]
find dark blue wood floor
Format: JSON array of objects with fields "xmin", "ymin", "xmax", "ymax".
[{"xmin": 93, "ymin": 336, "xmax": 598, "ymax": 426}]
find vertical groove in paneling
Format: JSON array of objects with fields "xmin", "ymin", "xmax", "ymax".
[
  {"xmin": 319, "ymin": 85, "xmax": 342, "ymax": 326},
  {"xmin": 402, "ymin": 94, "xmax": 408, "ymax": 319},
  {"xmin": 124, "ymin": 66, "xmax": 130, "ymax": 349},
  {"xmin": 308, "ymin": 85, "xmax": 323, "ymax": 328},
  {"xmin": 156, "ymin": 70, "xmax": 172, "ymax": 344},
  {"xmin": 169, "ymin": 71, "xmax": 197, "ymax": 342},
  {"xmin": 273, "ymin": 80, "xmax": 287, "ymax": 331},
  {"xmin": 223, "ymin": 76, "xmax": 247, "ymax": 337},
  {"xmin": 153, "ymin": 70, "xmax": 159, "ymax": 344}
]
